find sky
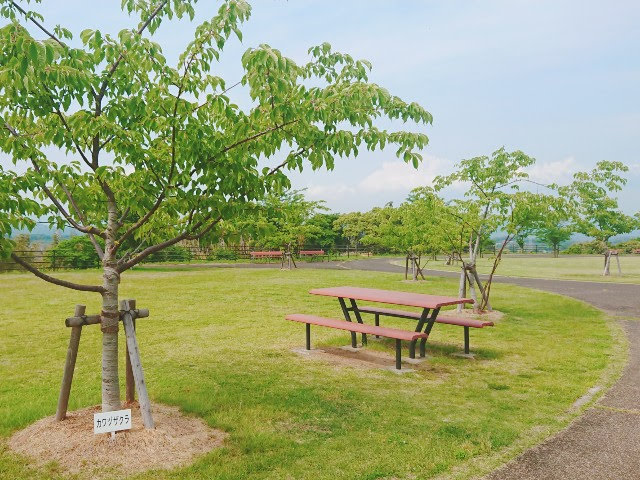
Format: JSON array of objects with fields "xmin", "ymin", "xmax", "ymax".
[{"xmin": 2, "ymin": 0, "xmax": 639, "ymax": 214}]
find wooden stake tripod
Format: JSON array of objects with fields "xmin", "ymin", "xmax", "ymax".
[
  {"xmin": 281, "ymin": 249, "xmax": 297, "ymax": 269},
  {"xmin": 603, "ymin": 249, "xmax": 621, "ymax": 276},
  {"xmin": 404, "ymin": 253, "xmax": 425, "ymax": 280},
  {"xmin": 56, "ymin": 299, "xmax": 154, "ymax": 429}
]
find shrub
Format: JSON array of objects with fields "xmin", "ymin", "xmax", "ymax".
[
  {"xmin": 614, "ymin": 238, "xmax": 640, "ymax": 254},
  {"xmin": 562, "ymin": 241, "xmax": 607, "ymax": 255},
  {"xmin": 207, "ymin": 248, "xmax": 238, "ymax": 261},
  {"xmin": 49, "ymin": 236, "xmax": 102, "ymax": 269},
  {"xmin": 146, "ymin": 245, "xmax": 192, "ymax": 263}
]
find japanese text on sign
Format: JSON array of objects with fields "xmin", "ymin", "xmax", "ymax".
[{"xmin": 93, "ymin": 409, "xmax": 132, "ymax": 434}]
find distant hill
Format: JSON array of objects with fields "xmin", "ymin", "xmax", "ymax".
[{"xmin": 11, "ymin": 224, "xmax": 73, "ymax": 245}]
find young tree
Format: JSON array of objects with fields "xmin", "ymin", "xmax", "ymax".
[
  {"xmin": 435, "ymin": 148, "xmax": 550, "ymax": 312},
  {"xmin": 400, "ymin": 187, "xmax": 449, "ymax": 279},
  {"xmin": 534, "ymin": 196, "xmax": 573, "ymax": 258},
  {"xmin": 535, "ymin": 224, "xmax": 572, "ymax": 257},
  {"xmin": 237, "ymin": 190, "xmax": 326, "ymax": 252},
  {"xmin": 0, "ymin": 0, "xmax": 432, "ymax": 412},
  {"xmin": 563, "ymin": 161, "xmax": 639, "ymax": 274}
]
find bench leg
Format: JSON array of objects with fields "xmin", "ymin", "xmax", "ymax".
[
  {"xmin": 409, "ymin": 340, "xmax": 416, "ymax": 359},
  {"xmin": 464, "ymin": 326, "xmax": 470, "ymax": 355},
  {"xmin": 395, "ymin": 339, "xmax": 402, "ymax": 370},
  {"xmin": 374, "ymin": 314, "xmax": 380, "ymax": 338},
  {"xmin": 350, "ymin": 332, "xmax": 358, "ymax": 349},
  {"xmin": 419, "ymin": 338, "xmax": 427, "ymax": 358},
  {"xmin": 306, "ymin": 323, "xmax": 311, "ymax": 350}
]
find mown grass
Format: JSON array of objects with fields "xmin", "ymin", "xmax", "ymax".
[
  {"xmin": 408, "ymin": 254, "xmax": 640, "ymax": 284},
  {"xmin": 0, "ymin": 268, "xmax": 625, "ymax": 479}
]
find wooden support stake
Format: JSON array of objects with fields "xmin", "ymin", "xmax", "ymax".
[
  {"xmin": 121, "ymin": 299, "xmax": 154, "ymax": 429},
  {"xmin": 56, "ymin": 304, "xmax": 85, "ymax": 421},
  {"xmin": 125, "ymin": 299, "xmax": 136, "ymax": 404},
  {"xmin": 405, "ymin": 254, "xmax": 409, "ymax": 280}
]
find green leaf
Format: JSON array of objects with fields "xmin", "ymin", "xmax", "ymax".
[
  {"xmin": 45, "ymin": 44, "xmax": 54, "ymax": 63},
  {"xmin": 28, "ymin": 42, "xmax": 38, "ymax": 62}
]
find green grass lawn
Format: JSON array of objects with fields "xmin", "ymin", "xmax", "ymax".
[
  {"xmin": 409, "ymin": 254, "xmax": 640, "ymax": 284},
  {"xmin": 0, "ymin": 268, "xmax": 624, "ymax": 479}
]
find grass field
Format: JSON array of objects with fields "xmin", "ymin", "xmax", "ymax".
[
  {"xmin": 0, "ymin": 268, "xmax": 625, "ymax": 479},
  {"xmin": 409, "ymin": 254, "xmax": 640, "ymax": 284}
]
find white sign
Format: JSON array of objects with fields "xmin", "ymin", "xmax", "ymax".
[{"xmin": 94, "ymin": 409, "xmax": 132, "ymax": 434}]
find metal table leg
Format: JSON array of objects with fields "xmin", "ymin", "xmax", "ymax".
[{"xmin": 338, "ymin": 297, "xmax": 358, "ymax": 348}]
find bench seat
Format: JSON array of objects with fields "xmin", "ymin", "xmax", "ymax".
[
  {"xmin": 298, "ymin": 250, "xmax": 327, "ymax": 262},
  {"xmin": 250, "ymin": 251, "xmax": 283, "ymax": 261},
  {"xmin": 356, "ymin": 306, "xmax": 493, "ymax": 354},
  {"xmin": 357, "ymin": 306, "xmax": 493, "ymax": 327},
  {"xmin": 286, "ymin": 313, "xmax": 427, "ymax": 369}
]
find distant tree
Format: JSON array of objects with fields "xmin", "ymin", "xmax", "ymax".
[
  {"xmin": 534, "ymin": 197, "xmax": 573, "ymax": 258},
  {"xmin": 0, "ymin": 233, "xmax": 35, "ymax": 271},
  {"xmin": 358, "ymin": 205, "xmax": 398, "ymax": 253},
  {"xmin": 563, "ymin": 161, "xmax": 639, "ymax": 274},
  {"xmin": 305, "ymin": 213, "xmax": 342, "ymax": 249},
  {"xmin": 0, "ymin": 0, "xmax": 432, "ymax": 412},
  {"xmin": 334, "ymin": 212, "xmax": 368, "ymax": 251},
  {"xmin": 398, "ymin": 187, "xmax": 449, "ymax": 279},
  {"xmin": 254, "ymin": 190, "xmax": 326, "ymax": 251},
  {"xmin": 514, "ymin": 233, "xmax": 527, "ymax": 253},
  {"xmin": 536, "ymin": 225, "xmax": 572, "ymax": 257}
]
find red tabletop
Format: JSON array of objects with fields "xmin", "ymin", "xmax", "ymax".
[{"xmin": 309, "ymin": 286, "xmax": 473, "ymax": 309}]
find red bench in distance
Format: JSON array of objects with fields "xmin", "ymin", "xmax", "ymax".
[
  {"xmin": 286, "ymin": 313, "xmax": 427, "ymax": 369},
  {"xmin": 356, "ymin": 306, "xmax": 493, "ymax": 355},
  {"xmin": 298, "ymin": 250, "xmax": 327, "ymax": 261},
  {"xmin": 250, "ymin": 251, "xmax": 283, "ymax": 261}
]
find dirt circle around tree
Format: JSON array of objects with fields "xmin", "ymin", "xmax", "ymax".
[{"xmin": 8, "ymin": 402, "xmax": 226, "ymax": 479}]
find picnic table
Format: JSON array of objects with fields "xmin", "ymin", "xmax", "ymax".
[{"xmin": 287, "ymin": 286, "xmax": 482, "ymax": 369}]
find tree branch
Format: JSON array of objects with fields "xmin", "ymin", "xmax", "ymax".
[
  {"xmin": 192, "ymin": 80, "xmax": 242, "ymax": 112},
  {"xmin": 3, "ymin": 118, "xmax": 104, "ymax": 238},
  {"xmin": 9, "ymin": 0, "xmax": 66, "ymax": 48},
  {"xmin": 216, "ymin": 119, "xmax": 299, "ymax": 159},
  {"xmin": 117, "ymin": 214, "xmax": 223, "ymax": 272},
  {"xmin": 57, "ymin": 181, "xmax": 105, "ymax": 259},
  {"xmin": 97, "ymin": 0, "xmax": 169, "ymax": 100},
  {"xmin": 10, "ymin": 253, "xmax": 105, "ymax": 293},
  {"xmin": 115, "ymin": 191, "xmax": 166, "ymax": 248},
  {"xmin": 267, "ymin": 146, "xmax": 309, "ymax": 176}
]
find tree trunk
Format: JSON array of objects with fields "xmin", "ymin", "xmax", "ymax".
[
  {"xmin": 457, "ymin": 265, "xmax": 466, "ymax": 313},
  {"xmin": 471, "ymin": 268, "xmax": 492, "ymax": 312},
  {"xmin": 412, "ymin": 255, "xmax": 417, "ymax": 281},
  {"xmin": 465, "ymin": 266, "xmax": 479, "ymax": 313},
  {"xmin": 603, "ymin": 252, "xmax": 611, "ymax": 276},
  {"xmin": 101, "ymin": 201, "xmax": 121, "ymax": 412},
  {"xmin": 101, "ymin": 268, "xmax": 121, "ymax": 412}
]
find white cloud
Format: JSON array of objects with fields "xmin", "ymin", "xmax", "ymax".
[
  {"xmin": 357, "ymin": 155, "xmax": 448, "ymax": 194},
  {"xmin": 525, "ymin": 156, "xmax": 578, "ymax": 184},
  {"xmin": 305, "ymin": 183, "xmax": 356, "ymax": 200},
  {"xmin": 629, "ymin": 162, "xmax": 640, "ymax": 175},
  {"xmin": 303, "ymin": 154, "xmax": 461, "ymax": 210}
]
